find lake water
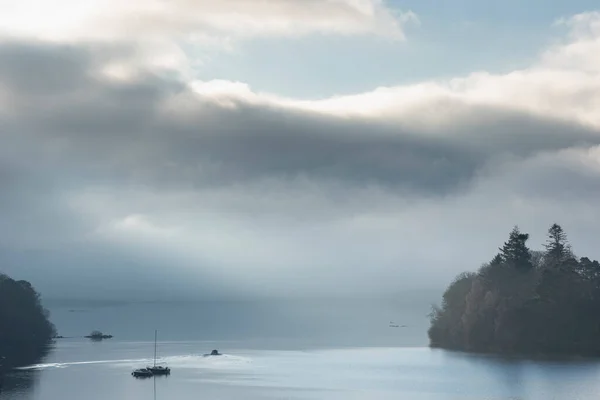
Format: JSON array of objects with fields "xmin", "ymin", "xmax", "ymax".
[{"xmin": 2, "ymin": 300, "xmax": 600, "ymax": 399}]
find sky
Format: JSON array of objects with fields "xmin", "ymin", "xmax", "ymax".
[{"xmin": 1, "ymin": 0, "xmax": 600, "ymax": 301}]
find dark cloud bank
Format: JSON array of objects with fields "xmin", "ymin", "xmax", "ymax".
[{"xmin": 1, "ymin": 40, "xmax": 600, "ymax": 300}]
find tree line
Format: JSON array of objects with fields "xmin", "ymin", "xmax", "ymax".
[
  {"xmin": 0, "ymin": 273, "xmax": 55, "ymax": 373},
  {"xmin": 428, "ymin": 224, "xmax": 600, "ymax": 356}
]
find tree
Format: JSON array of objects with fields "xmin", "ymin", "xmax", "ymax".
[
  {"xmin": 499, "ymin": 226, "xmax": 533, "ymax": 271},
  {"xmin": 490, "ymin": 254, "xmax": 504, "ymax": 266},
  {"xmin": 543, "ymin": 223, "xmax": 573, "ymax": 266},
  {"xmin": 530, "ymin": 250, "xmax": 545, "ymax": 269},
  {"xmin": 0, "ymin": 274, "xmax": 55, "ymax": 371},
  {"xmin": 428, "ymin": 272, "xmax": 476, "ymax": 349},
  {"xmin": 579, "ymin": 257, "xmax": 600, "ymax": 284}
]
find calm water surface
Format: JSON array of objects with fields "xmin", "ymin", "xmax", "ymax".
[{"xmin": 2, "ymin": 300, "xmax": 600, "ymax": 399}]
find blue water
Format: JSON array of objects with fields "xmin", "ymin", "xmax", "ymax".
[{"xmin": 2, "ymin": 300, "xmax": 600, "ymax": 399}]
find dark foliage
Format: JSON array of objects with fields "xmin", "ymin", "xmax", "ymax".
[
  {"xmin": 499, "ymin": 226, "xmax": 533, "ymax": 271},
  {"xmin": 0, "ymin": 274, "xmax": 55, "ymax": 371},
  {"xmin": 85, "ymin": 330, "xmax": 113, "ymax": 340},
  {"xmin": 429, "ymin": 224, "xmax": 600, "ymax": 356}
]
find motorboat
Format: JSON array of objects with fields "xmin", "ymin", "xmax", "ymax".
[
  {"xmin": 147, "ymin": 365, "xmax": 170, "ymax": 375},
  {"xmin": 131, "ymin": 368, "xmax": 153, "ymax": 378}
]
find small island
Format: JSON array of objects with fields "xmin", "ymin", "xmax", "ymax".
[
  {"xmin": 0, "ymin": 274, "xmax": 55, "ymax": 374},
  {"xmin": 85, "ymin": 331, "xmax": 114, "ymax": 340},
  {"xmin": 429, "ymin": 224, "xmax": 600, "ymax": 357}
]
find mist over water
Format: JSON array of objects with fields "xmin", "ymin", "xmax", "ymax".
[{"xmin": 44, "ymin": 298, "xmax": 431, "ymax": 348}]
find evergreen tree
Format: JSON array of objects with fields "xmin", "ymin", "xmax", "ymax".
[
  {"xmin": 490, "ymin": 254, "xmax": 504, "ymax": 265},
  {"xmin": 543, "ymin": 223, "xmax": 573, "ymax": 265},
  {"xmin": 499, "ymin": 226, "xmax": 533, "ymax": 271}
]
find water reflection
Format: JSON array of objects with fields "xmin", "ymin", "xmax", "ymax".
[
  {"xmin": 0, "ymin": 343, "xmax": 54, "ymax": 399},
  {"xmin": 1, "ymin": 369, "xmax": 39, "ymax": 399},
  {"xmin": 439, "ymin": 350, "xmax": 527, "ymax": 392},
  {"xmin": 436, "ymin": 349, "xmax": 600, "ymax": 400}
]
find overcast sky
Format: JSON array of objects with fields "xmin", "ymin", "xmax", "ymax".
[{"xmin": 1, "ymin": 0, "xmax": 600, "ymax": 300}]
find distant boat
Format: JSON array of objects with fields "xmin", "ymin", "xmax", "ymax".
[
  {"xmin": 203, "ymin": 349, "xmax": 222, "ymax": 357},
  {"xmin": 146, "ymin": 330, "xmax": 170, "ymax": 376},
  {"xmin": 131, "ymin": 368, "xmax": 153, "ymax": 378}
]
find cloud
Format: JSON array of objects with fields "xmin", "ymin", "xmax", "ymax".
[
  {"xmin": 0, "ymin": 0, "xmax": 416, "ymax": 43},
  {"xmin": 1, "ymin": 12, "xmax": 600, "ymax": 299},
  {"xmin": 0, "ymin": 0, "xmax": 418, "ymax": 82}
]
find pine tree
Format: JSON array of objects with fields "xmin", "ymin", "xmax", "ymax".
[
  {"xmin": 543, "ymin": 223, "xmax": 573, "ymax": 265},
  {"xmin": 499, "ymin": 226, "xmax": 533, "ymax": 271},
  {"xmin": 490, "ymin": 254, "xmax": 504, "ymax": 265}
]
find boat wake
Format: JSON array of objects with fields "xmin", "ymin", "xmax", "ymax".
[
  {"xmin": 17, "ymin": 354, "xmax": 252, "ymax": 371},
  {"xmin": 17, "ymin": 359, "xmax": 146, "ymax": 370},
  {"xmin": 161, "ymin": 354, "xmax": 251, "ymax": 370}
]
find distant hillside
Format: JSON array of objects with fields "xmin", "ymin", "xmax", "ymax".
[
  {"xmin": 429, "ymin": 224, "xmax": 600, "ymax": 356},
  {"xmin": 0, "ymin": 274, "xmax": 55, "ymax": 371}
]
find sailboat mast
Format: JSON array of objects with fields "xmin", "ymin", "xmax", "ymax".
[{"xmin": 154, "ymin": 330, "xmax": 157, "ymax": 367}]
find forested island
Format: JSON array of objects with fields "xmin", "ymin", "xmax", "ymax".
[
  {"xmin": 0, "ymin": 273, "xmax": 55, "ymax": 374},
  {"xmin": 85, "ymin": 330, "xmax": 113, "ymax": 340},
  {"xmin": 429, "ymin": 224, "xmax": 600, "ymax": 357}
]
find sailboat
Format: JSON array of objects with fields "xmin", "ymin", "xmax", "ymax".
[{"xmin": 147, "ymin": 330, "xmax": 171, "ymax": 375}]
